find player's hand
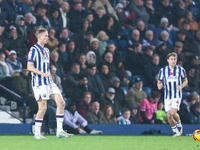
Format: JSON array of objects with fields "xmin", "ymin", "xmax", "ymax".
[
  {"xmin": 177, "ymin": 85, "xmax": 182, "ymax": 91},
  {"xmin": 41, "ymin": 73, "xmax": 50, "ymax": 78},
  {"xmin": 158, "ymin": 84, "xmax": 162, "ymax": 90}
]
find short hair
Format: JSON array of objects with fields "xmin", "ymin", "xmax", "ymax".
[
  {"xmin": 161, "ymin": 31, "xmax": 169, "ymax": 37},
  {"xmin": 74, "ymin": 2, "xmax": 82, "ymax": 6},
  {"xmin": 145, "ymin": 46, "xmax": 153, "ymax": 51},
  {"xmin": 96, "ymin": 6, "xmax": 104, "ymax": 11},
  {"xmin": 60, "ymin": 27, "xmax": 68, "ymax": 34},
  {"xmin": 72, "ymin": 63, "xmax": 80, "ymax": 68},
  {"xmin": 122, "ymin": 108, "xmax": 130, "ymax": 114},
  {"xmin": 108, "ymin": 42, "xmax": 116, "ymax": 47},
  {"xmin": 151, "ymin": 91, "xmax": 161, "ymax": 99},
  {"xmin": 187, "ymin": 94, "xmax": 196, "ymax": 102},
  {"xmin": 83, "ymin": 92, "xmax": 91, "ymax": 97},
  {"xmin": 167, "ymin": 52, "xmax": 178, "ymax": 59},
  {"xmin": 38, "ymin": 5, "xmax": 47, "ymax": 11},
  {"xmin": 182, "ymin": 19, "xmax": 190, "ymax": 25},
  {"xmin": 152, "ymin": 54, "xmax": 160, "ymax": 60},
  {"xmin": 35, "ymin": 27, "xmax": 47, "ymax": 38},
  {"xmin": 132, "ymin": 42, "xmax": 141, "ymax": 49},
  {"xmin": 82, "ymin": 18, "xmax": 89, "ymax": 24},
  {"xmin": 87, "ymin": 63, "xmax": 96, "ymax": 69}
]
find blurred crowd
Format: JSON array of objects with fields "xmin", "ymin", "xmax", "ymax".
[{"xmin": 0, "ymin": 0, "xmax": 200, "ymax": 132}]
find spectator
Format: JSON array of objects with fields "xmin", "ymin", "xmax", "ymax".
[
  {"xmin": 58, "ymin": 28, "xmax": 71, "ymax": 46},
  {"xmin": 82, "ymin": 0, "xmax": 93, "ymax": 12},
  {"xmin": 71, "ymin": 74, "xmax": 98, "ymax": 104},
  {"xmin": 77, "ymin": 92, "xmax": 93, "ymax": 118},
  {"xmin": 15, "ymin": 16, "xmax": 28, "ymax": 40},
  {"xmin": 99, "ymin": 63, "xmax": 112, "ymax": 91},
  {"xmin": 79, "ymin": 31, "xmax": 94, "ymax": 54},
  {"xmin": 126, "ymin": 77, "xmax": 147, "ymax": 106},
  {"xmin": 50, "ymin": 50, "xmax": 66, "ymax": 79},
  {"xmin": 6, "ymin": 26, "xmax": 28, "ymax": 58},
  {"xmin": 48, "ymin": 7, "xmax": 63, "ymax": 36},
  {"xmin": 189, "ymin": 102, "xmax": 200, "ymax": 124},
  {"xmin": 105, "ymin": 16, "xmax": 122, "ymax": 40},
  {"xmin": 96, "ymin": 31, "xmax": 108, "ymax": 56},
  {"xmin": 65, "ymin": 63, "xmax": 80, "ymax": 97},
  {"xmin": 0, "ymin": 52, "xmax": 10, "ymax": 81},
  {"xmin": 34, "ymin": 5, "xmax": 51, "ymax": 29},
  {"xmin": 69, "ymin": 2, "xmax": 87, "ymax": 32},
  {"xmin": 174, "ymin": 29, "xmax": 191, "ymax": 52},
  {"xmin": 125, "ymin": 42, "xmax": 146, "ymax": 75},
  {"xmin": 92, "ymin": 6, "xmax": 108, "ymax": 35},
  {"xmin": 172, "ymin": 1, "xmax": 187, "ymax": 27},
  {"xmin": 179, "ymin": 94, "xmax": 196, "ymax": 124},
  {"xmin": 86, "ymin": 50, "xmax": 96, "ymax": 65},
  {"xmin": 143, "ymin": 46, "xmax": 153, "ymax": 64},
  {"xmin": 129, "ymin": 103, "xmax": 139, "ymax": 124},
  {"xmin": 156, "ymin": 101, "xmax": 167, "ymax": 124},
  {"xmin": 103, "ymin": 43, "xmax": 122, "ymax": 65},
  {"xmin": 85, "ymin": 101, "xmax": 108, "ymax": 124},
  {"xmin": 4, "ymin": 0, "xmax": 22, "ymax": 25},
  {"xmin": 142, "ymin": 30, "xmax": 157, "ymax": 50},
  {"xmin": 58, "ymin": 2, "xmax": 70, "ymax": 29},
  {"xmin": 57, "ymin": 43, "xmax": 67, "ymax": 71},
  {"xmin": 51, "ymin": 0, "xmax": 63, "ymax": 10},
  {"xmin": 117, "ymin": 108, "xmax": 131, "ymax": 124},
  {"xmin": 122, "ymin": 1, "xmax": 135, "ymax": 28},
  {"xmin": 46, "ymin": 28, "xmax": 59, "ymax": 52},
  {"xmin": 87, "ymin": 63, "xmax": 105, "ymax": 96},
  {"xmin": 6, "ymin": 50, "xmax": 22, "ymax": 76},
  {"xmin": 86, "ymin": 13, "xmax": 94, "ymax": 30},
  {"xmin": 100, "ymin": 87, "xmax": 122, "ymax": 117},
  {"xmin": 74, "ymin": 19, "xmax": 91, "ymax": 50},
  {"xmin": 129, "ymin": 0, "xmax": 150, "ymax": 24},
  {"xmin": 159, "ymin": 30, "xmax": 173, "ymax": 52},
  {"xmin": 185, "ymin": 67, "xmax": 200, "ymax": 94},
  {"xmin": 111, "ymin": 76, "xmax": 127, "ymax": 107},
  {"xmin": 144, "ymin": 54, "xmax": 161, "ymax": 86},
  {"xmin": 20, "ymin": 0, "xmax": 33, "ymax": 15},
  {"xmin": 35, "ymin": 0, "xmax": 51, "ymax": 16},
  {"xmin": 63, "ymin": 102, "xmax": 103, "ymax": 134},
  {"xmin": 24, "ymin": 12, "xmax": 36, "ymax": 36},
  {"xmin": 103, "ymin": 105, "xmax": 117, "ymax": 124},
  {"xmin": 154, "ymin": 41, "xmax": 168, "ymax": 67},
  {"xmin": 173, "ymin": 42, "xmax": 185, "ymax": 63},
  {"xmin": 93, "ymin": 0, "xmax": 118, "ymax": 21},
  {"xmin": 116, "ymin": 61, "xmax": 131, "ymax": 87},
  {"xmin": 0, "ymin": 26, "xmax": 9, "ymax": 50},
  {"xmin": 191, "ymin": 30, "xmax": 200, "ymax": 56},
  {"xmin": 144, "ymin": 0, "xmax": 159, "ymax": 27},
  {"xmin": 89, "ymin": 38, "xmax": 101, "ymax": 65},
  {"xmin": 13, "ymin": 66, "xmax": 36, "ymax": 117},
  {"xmin": 181, "ymin": 20, "xmax": 194, "ymax": 43},
  {"xmin": 155, "ymin": 0, "xmax": 172, "ymax": 24},
  {"xmin": 137, "ymin": 20, "xmax": 146, "ymax": 40},
  {"xmin": 115, "ymin": 3, "xmax": 124, "ymax": 28},
  {"xmin": 77, "ymin": 53, "xmax": 87, "ymax": 74},
  {"xmin": 50, "ymin": 64, "xmax": 63, "ymax": 93},
  {"xmin": 128, "ymin": 29, "xmax": 141, "ymax": 46},
  {"xmin": 139, "ymin": 91, "xmax": 161, "ymax": 124},
  {"xmin": 154, "ymin": 17, "xmax": 172, "ymax": 41},
  {"xmin": 66, "ymin": 40, "xmax": 79, "ymax": 72},
  {"xmin": 185, "ymin": 11, "xmax": 198, "ymax": 31}
]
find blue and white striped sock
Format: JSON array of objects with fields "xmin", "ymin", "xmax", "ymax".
[{"xmin": 171, "ymin": 125, "xmax": 177, "ymax": 133}]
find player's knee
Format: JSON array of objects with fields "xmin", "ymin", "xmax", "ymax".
[
  {"xmin": 167, "ymin": 112, "xmax": 172, "ymax": 119},
  {"xmin": 58, "ymin": 100, "xmax": 65, "ymax": 107},
  {"xmin": 39, "ymin": 106, "xmax": 47, "ymax": 114}
]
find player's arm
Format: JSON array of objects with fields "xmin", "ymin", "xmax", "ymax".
[
  {"xmin": 177, "ymin": 78, "xmax": 188, "ymax": 91},
  {"xmin": 27, "ymin": 61, "xmax": 50, "ymax": 78},
  {"xmin": 157, "ymin": 80, "xmax": 163, "ymax": 90}
]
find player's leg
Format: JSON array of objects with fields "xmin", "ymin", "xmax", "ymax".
[
  {"xmin": 34, "ymin": 99, "xmax": 47, "ymax": 139},
  {"xmin": 167, "ymin": 110, "xmax": 177, "ymax": 133},
  {"xmin": 50, "ymin": 93, "xmax": 74, "ymax": 138}
]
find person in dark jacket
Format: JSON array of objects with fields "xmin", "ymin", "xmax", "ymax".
[
  {"xmin": 178, "ymin": 94, "xmax": 196, "ymax": 124},
  {"xmin": 65, "ymin": 63, "xmax": 80, "ymax": 97},
  {"xmin": 99, "ymin": 63, "xmax": 112, "ymax": 91},
  {"xmin": 77, "ymin": 92, "xmax": 93, "ymax": 118},
  {"xmin": 92, "ymin": 6, "xmax": 108, "ymax": 35},
  {"xmin": 13, "ymin": 67, "xmax": 36, "ymax": 116},
  {"xmin": 89, "ymin": 38, "xmax": 101, "ymax": 65},
  {"xmin": 159, "ymin": 30, "xmax": 173, "ymax": 52},
  {"xmin": 100, "ymin": 87, "xmax": 122, "ymax": 117},
  {"xmin": 24, "ymin": 12, "xmax": 36, "ymax": 37},
  {"xmin": 191, "ymin": 30, "xmax": 200, "ymax": 56},
  {"xmin": 69, "ymin": 2, "xmax": 87, "ymax": 32},
  {"xmin": 129, "ymin": 103, "xmax": 139, "ymax": 124},
  {"xmin": 71, "ymin": 74, "xmax": 99, "ymax": 104},
  {"xmin": 111, "ymin": 76, "xmax": 127, "ymax": 108},
  {"xmin": 125, "ymin": 42, "xmax": 146, "ymax": 75},
  {"xmin": 87, "ymin": 63, "xmax": 105, "ymax": 97},
  {"xmin": 57, "ymin": 28, "xmax": 71, "ymax": 46},
  {"xmin": 144, "ymin": 54, "xmax": 161, "ymax": 86},
  {"xmin": 189, "ymin": 102, "xmax": 200, "ymax": 124}
]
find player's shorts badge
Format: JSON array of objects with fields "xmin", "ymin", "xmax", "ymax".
[{"xmin": 43, "ymin": 94, "xmax": 46, "ymax": 98}]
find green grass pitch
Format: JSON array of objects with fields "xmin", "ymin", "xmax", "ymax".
[{"xmin": 0, "ymin": 135, "xmax": 199, "ymax": 150}]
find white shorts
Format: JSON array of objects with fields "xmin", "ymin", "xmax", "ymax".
[
  {"xmin": 32, "ymin": 82, "xmax": 60, "ymax": 101},
  {"xmin": 164, "ymin": 98, "xmax": 181, "ymax": 112}
]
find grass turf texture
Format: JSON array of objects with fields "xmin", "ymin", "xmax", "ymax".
[{"xmin": 0, "ymin": 135, "xmax": 199, "ymax": 150}]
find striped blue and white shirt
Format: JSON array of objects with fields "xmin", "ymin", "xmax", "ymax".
[
  {"xmin": 158, "ymin": 65, "xmax": 187, "ymax": 100},
  {"xmin": 28, "ymin": 43, "xmax": 53, "ymax": 86}
]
